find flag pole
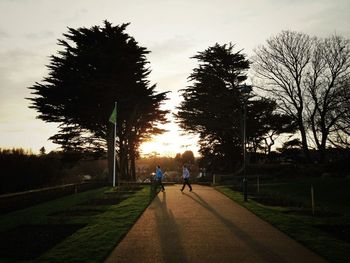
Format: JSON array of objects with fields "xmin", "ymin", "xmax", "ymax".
[{"xmin": 113, "ymin": 101, "xmax": 117, "ymax": 188}]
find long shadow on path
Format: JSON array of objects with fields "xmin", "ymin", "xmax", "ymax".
[
  {"xmin": 154, "ymin": 192, "xmax": 188, "ymax": 262},
  {"xmin": 183, "ymin": 191, "xmax": 285, "ymax": 262}
]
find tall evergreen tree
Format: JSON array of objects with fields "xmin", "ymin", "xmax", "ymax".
[
  {"xmin": 177, "ymin": 44, "xmax": 294, "ymax": 171},
  {"xmin": 176, "ymin": 43, "xmax": 250, "ymax": 172},
  {"xmin": 28, "ymin": 21, "xmax": 168, "ymax": 181}
]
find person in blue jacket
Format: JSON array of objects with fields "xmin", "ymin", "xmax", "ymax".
[
  {"xmin": 155, "ymin": 165, "xmax": 165, "ymax": 192},
  {"xmin": 181, "ymin": 164, "xmax": 192, "ymax": 192}
]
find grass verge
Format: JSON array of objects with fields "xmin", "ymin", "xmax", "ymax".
[
  {"xmin": 35, "ymin": 186, "xmax": 152, "ymax": 263},
  {"xmin": 216, "ymin": 186, "xmax": 350, "ymax": 263},
  {"xmin": 0, "ymin": 187, "xmax": 109, "ymax": 233}
]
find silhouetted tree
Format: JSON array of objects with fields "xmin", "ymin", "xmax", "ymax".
[
  {"xmin": 176, "ymin": 43, "xmax": 250, "ymax": 172},
  {"xmin": 173, "ymin": 150, "xmax": 195, "ymax": 168},
  {"xmin": 246, "ymin": 98, "xmax": 297, "ymax": 154},
  {"xmin": 39, "ymin": 146, "xmax": 46, "ymax": 155},
  {"xmin": 28, "ymin": 21, "xmax": 168, "ymax": 182},
  {"xmin": 306, "ymin": 35, "xmax": 350, "ymax": 161},
  {"xmin": 177, "ymin": 43, "xmax": 295, "ymax": 172},
  {"xmin": 329, "ymin": 83, "xmax": 350, "ymax": 148},
  {"xmin": 282, "ymin": 138, "xmax": 303, "ymax": 150},
  {"xmin": 253, "ymin": 31, "xmax": 350, "ymax": 162},
  {"xmin": 174, "ymin": 153, "xmax": 182, "ymax": 163},
  {"xmin": 253, "ymin": 31, "xmax": 312, "ymax": 161},
  {"xmin": 181, "ymin": 150, "xmax": 195, "ymax": 165}
]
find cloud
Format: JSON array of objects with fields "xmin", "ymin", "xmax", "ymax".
[
  {"xmin": 0, "ymin": 29, "xmax": 10, "ymax": 40},
  {"xmin": 0, "ymin": 48, "xmax": 50, "ymax": 129},
  {"xmin": 148, "ymin": 36, "xmax": 195, "ymax": 59},
  {"xmin": 303, "ymin": 1, "xmax": 350, "ymax": 37},
  {"xmin": 61, "ymin": 7, "xmax": 89, "ymax": 24},
  {"xmin": 0, "ymin": 47, "xmax": 48, "ymax": 81},
  {"xmin": 25, "ymin": 31, "xmax": 55, "ymax": 40}
]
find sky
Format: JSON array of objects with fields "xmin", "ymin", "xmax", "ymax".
[{"xmin": 0, "ymin": 0, "xmax": 349, "ymax": 156}]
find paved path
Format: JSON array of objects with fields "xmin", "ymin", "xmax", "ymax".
[{"xmin": 105, "ymin": 185, "xmax": 327, "ymax": 263}]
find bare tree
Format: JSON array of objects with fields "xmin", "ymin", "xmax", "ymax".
[
  {"xmin": 328, "ymin": 79, "xmax": 350, "ymax": 148},
  {"xmin": 253, "ymin": 31, "xmax": 350, "ymax": 162},
  {"xmin": 252, "ymin": 31, "xmax": 313, "ymax": 161},
  {"xmin": 306, "ymin": 35, "xmax": 350, "ymax": 161}
]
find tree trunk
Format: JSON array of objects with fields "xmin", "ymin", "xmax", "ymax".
[
  {"xmin": 119, "ymin": 138, "xmax": 130, "ymax": 180},
  {"xmin": 299, "ymin": 122, "xmax": 311, "ymax": 162},
  {"xmin": 119, "ymin": 141, "xmax": 125, "ymax": 180},
  {"xmin": 130, "ymin": 152, "xmax": 136, "ymax": 181},
  {"xmin": 319, "ymin": 132, "xmax": 328, "ymax": 163}
]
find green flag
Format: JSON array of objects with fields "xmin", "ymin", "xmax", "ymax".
[{"xmin": 109, "ymin": 105, "xmax": 117, "ymax": 124}]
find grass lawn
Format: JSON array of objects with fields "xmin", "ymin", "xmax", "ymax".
[
  {"xmin": 216, "ymin": 177, "xmax": 350, "ymax": 263},
  {"xmin": 0, "ymin": 185, "xmax": 155, "ymax": 263},
  {"xmin": 257, "ymin": 177, "xmax": 350, "ymax": 216}
]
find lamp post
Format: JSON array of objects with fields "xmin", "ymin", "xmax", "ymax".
[{"xmin": 239, "ymin": 84, "xmax": 252, "ymax": 202}]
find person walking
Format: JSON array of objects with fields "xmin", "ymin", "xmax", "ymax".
[
  {"xmin": 155, "ymin": 165, "xmax": 165, "ymax": 192},
  {"xmin": 181, "ymin": 164, "xmax": 192, "ymax": 192}
]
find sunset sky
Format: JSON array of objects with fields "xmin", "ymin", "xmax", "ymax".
[{"xmin": 0, "ymin": 0, "xmax": 349, "ymax": 156}]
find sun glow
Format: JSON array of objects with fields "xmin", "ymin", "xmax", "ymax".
[{"xmin": 139, "ymin": 122, "xmax": 199, "ymax": 157}]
